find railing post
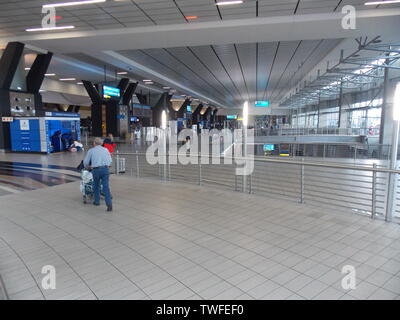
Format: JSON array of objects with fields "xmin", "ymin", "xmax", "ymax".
[
  {"xmin": 198, "ymin": 153, "xmax": 202, "ymax": 186},
  {"xmin": 116, "ymin": 150, "xmax": 120, "ymax": 176},
  {"xmin": 371, "ymin": 163, "xmax": 377, "ymax": 219},
  {"xmin": 136, "ymin": 151, "xmax": 139, "ymax": 178},
  {"xmin": 235, "ymin": 174, "xmax": 238, "ymax": 191},
  {"xmin": 300, "ymin": 158, "xmax": 305, "ymax": 203},
  {"xmin": 85, "ymin": 130, "xmax": 88, "ymax": 147},
  {"xmin": 249, "ymin": 173, "xmax": 252, "ymax": 194},
  {"xmin": 164, "ymin": 153, "xmax": 167, "ymax": 182}
]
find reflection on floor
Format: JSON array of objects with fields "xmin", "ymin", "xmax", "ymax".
[
  {"xmin": 0, "ymin": 177, "xmax": 399, "ymax": 300},
  {"xmin": 0, "ymin": 160, "xmax": 80, "ymax": 195}
]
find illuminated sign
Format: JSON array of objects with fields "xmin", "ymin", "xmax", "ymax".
[
  {"xmin": 263, "ymin": 144, "xmax": 275, "ymax": 151},
  {"xmin": 227, "ymin": 115, "xmax": 237, "ymax": 120},
  {"xmin": 103, "ymin": 85, "xmax": 120, "ymax": 99},
  {"xmin": 255, "ymin": 101, "xmax": 270, "ymax": 107}
]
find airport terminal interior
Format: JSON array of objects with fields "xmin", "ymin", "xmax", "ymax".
[{"xmin": 0, "ymin": 0, "xmax": 400, "ymax": 301}]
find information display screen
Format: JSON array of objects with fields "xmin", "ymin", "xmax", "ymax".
[
  {"xmin": 255, "ymin": 101, "xmax": 270, "ymax": 107},
  {"xmin": 103, "ymin": 85, "xmax": 121, "ymax": 99},
  {"xmin": 263, "ymin": 144, "xmax": 275, "ymax": 151},
  {"xmin": 227, "ymin": 115, "xmax": 237, "ymax": 120}
]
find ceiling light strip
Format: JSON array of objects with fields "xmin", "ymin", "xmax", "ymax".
[
  {"xmin": 216, "ymin": 0, "xmax": 244, "ymax": 6},
  {"xmin": 26, "ymin": 26, "xmax": 75, "ymax": 32},
  {"xmin": 43, "ymin": 0, "xmax": 106, "ymax": 8},
  {"xmin": 365, "ymin": 0, "xmax": 400, "ymax": 4}
]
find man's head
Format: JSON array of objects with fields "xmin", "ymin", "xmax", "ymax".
[{"xmin": 93, "ymin": 137, "xmax": 103, "ymax": 146}]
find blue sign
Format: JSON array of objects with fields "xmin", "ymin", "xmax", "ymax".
[
  {"xmin": 227, "ymin": 115, "xmax": 237, "ymax": 120},
  {"xmin": 263, "ymin": 144, "xmax": 275, "ymax": 151},
  {"xmin": 103, "ymin": 85, "xmax": 120, "ymax": 99},
  {"xmin": 187, "ymin": 105, "xmax": 192, "ymax": 112},
  {"xmin": 255, "ymin": 101, "xmax": 270, "ymax": 107},
  {"xmin": 133, "ymin": 103, "xmax": 151, "ymax": 110},
  {"xmin": 45, "ymin": 112, "xmax": 80, "ymax": 118}
]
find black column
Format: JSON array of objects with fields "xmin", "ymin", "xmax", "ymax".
[
  {"xmin": 117, "ymin": 78, "xmax": 130, "ymax": 94},
  {"xmin": 177, "ymin": 98, "xmax": 191, "ymax": 118},
  {"xmin": 202, "ymin": 107, "xmax": 212, "ymax": 122},
  {"xmin": 82, "ymin": 80, "xmax": 103, "ymax": 137},
  {"xmin": 105, "ymin": 100, "xmax": 118, "ymax": 136},
  {"xmin": 123, "ymin": 82, "xmax": 138, "ymax": 105},
  {"xmin": 0, "ymin": 42, "xmax": 25, "ymax": 90},
  {"xmin": 136, "ymin": 93, "xmax": 147, "ymax": 105},
  {"xmin": 26, "ymin": 52, "xmax": 53, "ymax": 93},
  {"xmin": 0, "ymin": 42, "xmax": 25, "ymax": 150},
  {"xmin": 152, "ymin": 92, "xmax": 170, "ymax": 127},
  {"xmin": 211, "ymin": 108, "xmax": 219, "ymax": 126},
  {"xmin": 191, "ymin": 104, "xmax": 203, "ymax": 124}
]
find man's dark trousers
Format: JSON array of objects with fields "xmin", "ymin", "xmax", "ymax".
[{"xmin": 92, "ymin": 167, "xmax": 112, "ymax": 207}]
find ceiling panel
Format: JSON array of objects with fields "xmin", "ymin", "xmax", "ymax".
[
  {"xmin": 111, "ymin": 38, "xmax": 342, "ymax": 107},
  {"xmin": 1, "ymin": 0, "xmax": 397, "ymax": 37}
]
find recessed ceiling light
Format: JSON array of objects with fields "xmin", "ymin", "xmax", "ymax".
[
  {"xmin": 26, "ymin": 26, "xmax": 75, "ymax": 32},
  {"xmin": 143, "ymin": 79, "xmax": 152, "ymax": 82},
  {"xmin": 163, "ymin": 86, "xmax": 171, "ymax": 89},
  {"xmin": 60, "ymin": 78, "xmax": 76, "ymax": 81},
  {"xmin": 117, "ymin": 71, "xmax": 128, "ymax": 75},
  {"xmin": 25, "ymin": 67, "xmax": 31, "ymax": 70},
  {"xmin": 145, "ymin": 82, "xmax": 154, "ymax": 85},
  {"xmin": 43, "ymin": 0, "xmax": 106, "ymax": 8},
  {"xmin": 216, "ymin": 0, "xmax": 243, "ymax": 6},
  {"xmin": 45, "ymin": 73, "xmax": 56, "ymax": 76},
  {"xmin": 186, "ymin": 16, "xmax": 198, "ymax": 20},
  {"xmin": 77, "ymin": 82, "xmax": 83, "ymax": 85},
  {"xmin": 365, "ymin": 0, "xmax": 400, "ymax": 4}
]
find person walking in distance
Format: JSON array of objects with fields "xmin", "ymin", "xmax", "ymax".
[{"xmin": 83, "ymin": 137, "xmax": 113, "ymax": 212}]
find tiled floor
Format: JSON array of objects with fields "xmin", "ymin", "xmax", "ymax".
[{"xmin": 0, "ymin": 176, "xmax": 399, "ymax": 300}]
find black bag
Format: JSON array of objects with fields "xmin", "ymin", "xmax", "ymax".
[{"xmin": 77, "ymin": 160, "xmax": 84, "ymax": 172}]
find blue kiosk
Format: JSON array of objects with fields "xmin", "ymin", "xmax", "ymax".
[{"xmin": 10, "ymin": 112, "xmax": 80, "ymax": 153}]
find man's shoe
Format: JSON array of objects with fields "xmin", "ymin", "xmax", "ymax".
[
  {"xmin": 93, "ymin": 202, "xmax": 100, "ymax": 206},
  {"xmin": 107, "ymin": 205, "xmax": 113, "ymax": 212}
]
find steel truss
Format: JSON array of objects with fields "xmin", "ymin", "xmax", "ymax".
[{"xmin": 281, "ymin": 36, "xmax": 400, "ymax": 109}]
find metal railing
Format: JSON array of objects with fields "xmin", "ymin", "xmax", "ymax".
[
  {"xmin": 255, "ymin": 127, "xmax": 380, "ymax": 137},
  {"xmin": 112, "ymin": 150, "xmax": 400, "ymax": 223},
  {"xmin": 252, "ymin": 143, "xmax": 391, "ymax": 161}
]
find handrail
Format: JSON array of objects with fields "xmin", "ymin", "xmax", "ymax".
[{"xmin": 113, "ymin": 152, "xmax": 400, "ymax": 174}]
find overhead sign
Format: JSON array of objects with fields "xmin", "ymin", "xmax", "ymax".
[
  {"xmin": 227, "ymin": 115, "xmax": 237, "ymax": 120},
  {"xmin": 1, "ymin": 117, "xmax": 13, "ymax": 122},
  {"xmin": 255, "ymin": 101, "xmax": 270, "ymax": 107},
  {"xmin": 103, "ymin": 85, "xmax": 121, "ymax": 99}
]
